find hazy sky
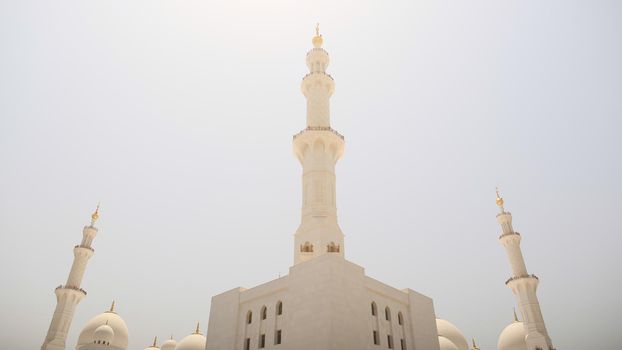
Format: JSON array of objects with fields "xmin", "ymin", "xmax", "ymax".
[{"xmin": 1, "ymin": 1, "xmax": 621, "ymax": 349}]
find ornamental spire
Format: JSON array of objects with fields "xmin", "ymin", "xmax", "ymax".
[
  {"xmin": 107, "ymin": 300, "xmax": 116, "ymax": 313},
  {"xmin": 471, "ymin": 338, "xmax": 480, "ymax": 350},
  {"xmin": 495, "ymin": 187, "xmax": 505, "ymax": 212},
  {"xmin": 312, "ymin": 23, "xmax": 323, "ymax": 47},
  {"xmin": 152, "ymin": 336, "xmax": 158, "ymax": 347},
  {"xmin": 513, "ymin": 307, "xmax": 519, "ymax": 322},
  {"xmin": 194, "ymin": 322, "xmax": 201, "ymax": 334},
  {"xmin": 91, "ymin": 203, "xmax": 100, "ymax": 226}
]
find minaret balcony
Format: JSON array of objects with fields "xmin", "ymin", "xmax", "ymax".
[
  {"xmin": 74, "ymin": 244, "xmax": 95, "ymax": 252},
  {"xmin": 302, "ymin": 72, "xmax": 333, "ymax": 81},
  {"xmin": 505, "ymin": 274, "xmax": 539, "ymax": 285},
  {"xmin": 293, "ymin": 126, "xmax": 344, "ymax": 141},
  {"xmin": 306, "ymin": 47, "xmax": 329, "ymax": 56},
  {"xmin": 498, "ymin": 232, "xmax": 521, "ymax": 239},
  {"xmin": 55, "ymin": 284, "xmax": 87, "ymax": 296}
]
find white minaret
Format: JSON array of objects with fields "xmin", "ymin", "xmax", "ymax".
[
  {"xmin": 293, "ymin": 25, "xmax": 345, "ymax": 265},
  {"xmin": 41, "ymin": 206, "xmax": 100, "ymax": 350},
  {"xmin": 495, "ymin": 190, "xmax": 554, "ymax": 350}
]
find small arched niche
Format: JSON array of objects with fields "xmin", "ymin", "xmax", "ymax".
[
  {"xmin": 327, "ymin": 242, "xmax": 340, "ymax": 253},
  {"xmin": 300, "ymin": 241, "xmax": 314, "ymax": 253}
]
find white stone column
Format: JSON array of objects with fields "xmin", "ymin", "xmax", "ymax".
[
  {"xmin": 42, "ymin": 208, "xmax": 99, "ymax": 350},
  {"xmin": 293, "ymin": 28, "xmax": 345, "ymax": 265},
  {"xmin": 495, "ymin": 193, "xmax": 554, "ymax": 350}
]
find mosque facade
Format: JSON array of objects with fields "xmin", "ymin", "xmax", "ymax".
[{"xmin": 40, "ymin": 28, "xmax": 554, "ymax": 350}]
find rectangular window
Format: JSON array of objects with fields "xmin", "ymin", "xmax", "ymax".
[
  {"xmin": 275, "ymin": 330, "xmax": 282, "ymax": 345},
  {"xmin": 373, "ymin": 330, "xmax": 379, "ymax": 345},
  {"xmin": 401, "ymin": 338, "xmax": 406, "ymax": 350},
  {"xmin": 388, "ymin": 335, "xmax": 393, "ymax": 349},
  {"xmin": 259, "ymin": 334, "xmax": 265, "ymax": 348},
  {"xmin": 244, "ymin": 338, "xmax": 250, "ymax": 350}
]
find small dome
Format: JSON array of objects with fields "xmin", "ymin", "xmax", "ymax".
[
  {"xmin": 161, "ymin": 338, "xmax": 177, "ymax": 350},
  {"xmin": 436, "ymin": 319, "xmax": 469, "ymax": 350},
  {"xmin": 176, "ymin": 333, "xmax": 206, "ymax": 350},
  {"xmin": 438, "ymin": 336, "xmax": 460, "ymax": 350},
  {"xmin": 76, "ymin": 308, "xmax": 129, "ymax": 350},
  {"xmin": 93, "ymin": 324, "xmax": 114, "ymax": 344},
  {"xmin": 498, "ymin": 321, "xmax": 527, "ymax": 350}
]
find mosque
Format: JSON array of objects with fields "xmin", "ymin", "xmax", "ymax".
[{"xmin": 40, "ymin": 27, "xmax": 555, "ymax": 350}]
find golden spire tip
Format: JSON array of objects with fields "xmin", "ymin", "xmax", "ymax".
[
  {"xmin": 195, "ymin": 322, "xmax": 200, "ymax": 334},
  {"xmin": 312, "ymin": 23, "xmax": 323, "ymax": 47},
  {"xmin": 108, "ymin": 300, "xmax": 115, "ymax": 313},
  {"xmin": 153, "ymin": 336, "xmax": 157, "ymax": 347},
  {"xmin": 513, "ymin": 307, "xmax": 519, "ymax": 322},
  {"xmin": 495, "ymin": 187, "xmax": 504, "ymax": 207},
  {"xmin": 91, "ymin": 203, "xmax": 100, "ymax": 224}
]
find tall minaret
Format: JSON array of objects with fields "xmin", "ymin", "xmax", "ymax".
[
  {"xmin": 495, "ymin": 190, "xmax": 554, "ymax": 350},
  {"xmin": 42, "ymin": 206, "xmax": 100, "ymax": 350},
  {"xmin": 293, "ymin": 25, "xmax": 345, "ymax": 264}
]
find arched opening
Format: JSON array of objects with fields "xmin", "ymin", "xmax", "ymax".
[
  {"xmin": 327, "ymin": 242, "xmax": 340, "ymax": 253},
  {"xmin": 261, "ymin": 306, "xmax": 267, "ymax": 320},
  {"xmin": 276, "ymin": 301, "xmax": 283, "ymax": 316},
  {"xmin": 385, "ymin": 306, "xmax": 391, "ymax": 321},
  {"xmin": 398, "ymin": 312, "xmax": 403, "ymax": 325},
  {"xmin": 300, "ymin": 241, "xmax": 314, "ymax": 253},
  {"xmin": 246, "ymin": 310, "xmax": 253, "ymax": 324},
  {"xmin": 371, "ymin": 302, "xmax": 377, "ymax": 316}
]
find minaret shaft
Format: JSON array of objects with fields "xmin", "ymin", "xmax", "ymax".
[
  {"xmin": 293, "ymin": 29, "xmax": 344, "ymax": 265},
  {"xmin": 496, "ymin": 197, "xmax": 554, "ymax": 350},
  {"xmin": 306, "ymin": 87, "xmax": 331, "ymax": 127},
  {"xmin": 42, "ymin": 212, "xmax": 98, "ymax": 350}
]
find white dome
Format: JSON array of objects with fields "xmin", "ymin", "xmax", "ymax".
[
  {"xmin": 161, "ymin": 339, "xmax": 177, "ymax": 350},
  {"xmin": 436, "ymin": 319, "xmax": 469, "ymax": 350},
  {"xmin": 438, "ymin": 336, "xmax": 460, "ymax": 350},
  {"xmin": 93, "ymin": 324, "xmax": 114, "ymax": 344},
  {"xmin": 76, "ymin": 310, "xmax": 129, "ymax": 350},
  {"xmin": 176, "ymin": 333, "xmax": 206, "ymax": 350},
  {"xmin": 498, "ymin": 321, "xmax": 527, "ymax": 350}
]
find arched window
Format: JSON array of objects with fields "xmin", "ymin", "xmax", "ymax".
[
  {"xmin": 371, "ymin": 302, "xmax": 377, "ymax": 316},
  {"xmin": 385, "ymin": 306, "xmax": 391, "ymax": 321},
  {"xmin": 398, "ymin": 311, "xmax": 404, "ymax": 325},
  {"xmin": 300, "ymin": 242, "xmax": 314, "ymax": 253},
  {"xmin": 247, "ymin": 311, "xmax": 253, "ymax": 324},
  {"xmin": 327, "ymin": 242, "xmax": 340, "ymax": 253},
  {"xmin": 276, "ymin": 301, "xmax": 283, "ymax": 316},
  {"xmin": 261, "ymin": 306, "xmax": 267, "ymax": 320}
]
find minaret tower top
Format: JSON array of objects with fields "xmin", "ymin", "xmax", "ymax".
[
  {"xmin": 302, "ymin": 24, "xmax": 334, "ymax": 127},
  {"xmin": 42, "ymin": 206, "xmax": 101, "ymax": 350},
  {"xmin": 495, "ymin": 190, "xmax": 554, "ymax": 350},
  {"xmin": 293, "ymin": 27, "xmax": 345, "ymax": 264}
]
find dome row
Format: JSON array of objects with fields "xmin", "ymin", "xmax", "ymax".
[
  {"xmin": 436, "ymin": 317, "xmax": 527, "ymax": 350},
  {"xmin": 75, "ymin": 303, "xmax": 205, "ymax": 350}
]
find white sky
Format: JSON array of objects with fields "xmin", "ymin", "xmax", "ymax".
[{"xmin": 1, "ymin": 1, "xmax": 621, "ymax": 349}]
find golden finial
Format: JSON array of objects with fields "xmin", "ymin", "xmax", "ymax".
[
  {"xmin": 495, "ymin": 187, "xmax": 504, "ymax": 207},
  {"xmin": 312, "ymin": 23, "xmax": 323, "ymax": 48},
  {"xmin": 513, "ymin": 308, "xmax": 519, "ymax": 322},
  {"xmin": 91, "ymin": 203, "xmax": 100, "ymax": 225},
  {"xmin": 471, "ymin": 338, "xmax": 480, "ymax": 350},
  {"xmin": 194, "ymin": 322, "xmax": 201, "ymax": 334},
  {"xmin": 107, "ymin": 300, "xmax": 116, "ymax": 313},
  {"xmin": 152, "ymin": 336, "xmax": 158, "ymax": 347}
]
